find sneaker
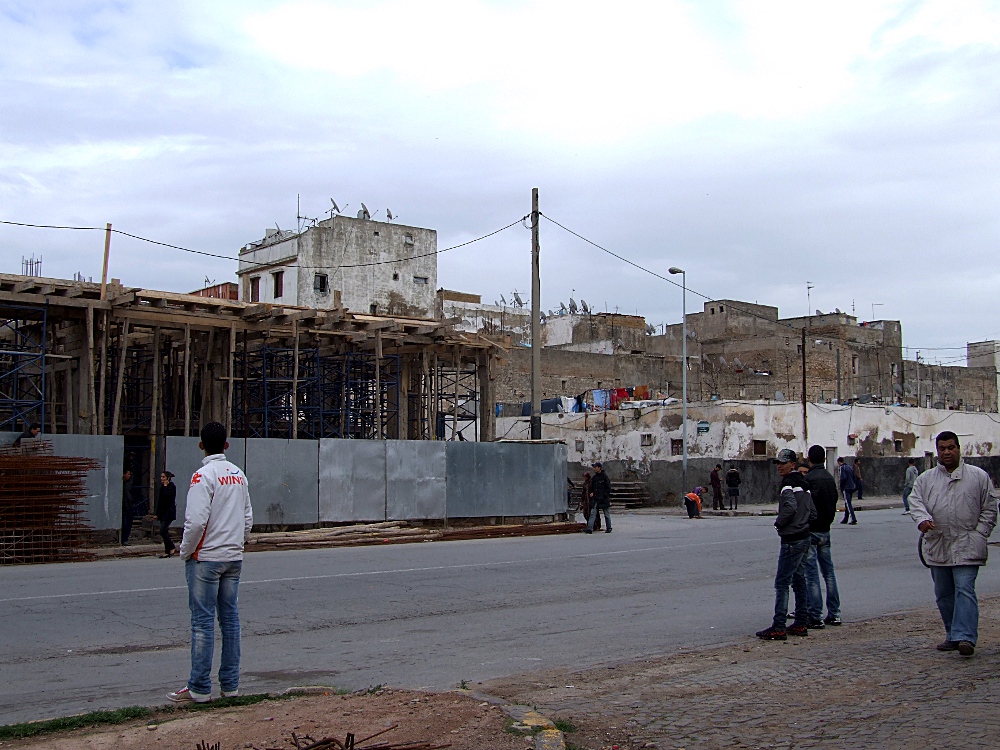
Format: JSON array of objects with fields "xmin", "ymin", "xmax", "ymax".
[
  {"xmin": 849, "ymin": 520, "xmax": 858, "ymax": 525},
  {"xmin": 936, "ymin": 640, "xmax": 958, "ymax": 651},
  {"xmin": 584, "ymin": 530, "xmax": 593, "ymax": 534},
  {"xmin": 807, "ymin": 619, "xmax": 826, "ymax": 630},
  {"xmin": 824, "ymin": 615, "xmax": 842, "ymax": 626},
  {"xmin": 756, "ymin": 626, "xmax": 787, "ymax": 641},
  {"xmin": 840, "ymin": 519, "xmax": 848, "ymax": 524},
  {"xmin": 221, "ymin": 688, "xmax": 239, "ymax": 698},
  {"xmin": 167, "ymin": 686, "xmax": 210, "ymax": 703},
  {"xmin": 605, "ymin": 529, "xmax": 612, "ymax": 533},
  {"xmin": 958, "ymin": 641, "xmax": 975, "ymax": 657},
  {"xmin": 787, "ymin": 623, "xmax": 809, "ymax": 637}
]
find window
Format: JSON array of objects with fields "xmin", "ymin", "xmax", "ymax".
[
  {"xmin": 392, "ymin": 272, "xmax": 399, "ymax": 281},
  {"xmin": 851, "ymin": 355, "xmax": 859, "ymax": 375},
  {"xmin": 561, "ymin": 380, "xmax": 567, "ymax": 389},
  {"xmin": 891, "ymin": 363, "xmax": 897, "ymax": 378},
  {"xmin": 641, "ymin": 433, "xmax": 654, "ymax": 446},
  {"xmin": 797, "ymin": 344, "xmax": 802, "ymax": 354},
  {"xmin": 710, "ymin": 307, "xmax": 715, "ymax": 315},
  {"xmin": 413, "ymin": 276, "xmax": 428, "ymax": 285},
  {"xmin": 671, "ymin": 439, "xmax": 683, "ymax": 456},
  {"xmin": 249, "ymin": 277, "xmax": 260, "ymax": 303},
  {"xmin": 373, "ymin": 231, "xmax": 380, "ymax": 236},
  {"xmin": 894, "ymin": 439, "xmax": 904, "ymax": 452},
  {"xmin": 753, "ymin": 440, "xmax": 767, "ymax": 456},
  {"xmin": 574, "ymin": 439, "xmax": 584, "ymax": 452},
  {"xmin": 272, "ymin": 271, "xmax": 284, "ymax": 299},
  {"xmin": 719, "ymin": 305, "xmax": 724, "ymax": 312},
  {"xmin": 314, "ymin": 274, "xmax": 328, "ymax": 294},
  {"xmin": 404, "ymin": 233, "xmax": 414, "ymax": 245},
  {"xmin": 785, "ymin": 337, "xmax": 789, "ymax": 345}
]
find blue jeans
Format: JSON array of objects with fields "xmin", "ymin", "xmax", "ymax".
[
  {"xmin": 805, "ymin": 532, "xmax": 841, "ymax": 622},
  {"xmin": 930, "ymin": 565, "xmax": 980, "ymax": 645},
  {"xmin": 773, "ymin": 537, "xmax": 811, "ymax": 629},
  {"xmin": 902, "ymin": 487, "xmax": 912, "ymax": 512},
  {"xmin": 841, "ymin": 491, "xmax": 856, "ymax": 522},
  {"xmin": 185, "ymin": 559, "xmax": 243, "ymax": 697},
  {"xmin": 587, "ymin": 504, "xmax": 611, "ymax": 532}
]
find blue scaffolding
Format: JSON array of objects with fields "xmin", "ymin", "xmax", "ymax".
[{"xmin": 0, "ymin": 303, "xmax": 46, "ymax": 432}]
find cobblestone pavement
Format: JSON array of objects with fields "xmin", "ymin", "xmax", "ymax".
[{"xmin": 485, "ymin": 596, "xmax": 1000, "ymax": 749}]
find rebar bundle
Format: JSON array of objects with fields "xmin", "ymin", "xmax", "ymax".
[{"xmin": 0, "ymin": 440, "xmax": 100, "ymax": 564}]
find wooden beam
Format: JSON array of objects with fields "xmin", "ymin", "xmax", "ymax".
[
  {"xmin": 226, "ymin": 322, "xmax": 236, "ymax": 437},
  {"xmin": 0, "ymin": 290, "xmax": 110, "ymax": 310},
  {"xmin": 184, "ymin": 324, "xmax": 192, "ymax": 437},
  {"xmin": 110, "ymin": 318, "xmax": 130, "ymax": 435},
  {"xmin": 200, "ymin": 326, "xmax": 215, "ymax": 431},
  {"xmin": 86, "ymin": 307, "xmax": 96, "ymax": 435},
  {"xmin": 97, "ymin": 311, "xmax": 109, "ymax": 434}
]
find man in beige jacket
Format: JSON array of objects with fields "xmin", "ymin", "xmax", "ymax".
[{"xmin": 908, "ymin": 431, "xmax": 997, "ymax": 657}]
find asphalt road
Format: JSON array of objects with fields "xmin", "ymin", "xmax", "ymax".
[{"xmin": 3, "ymin": 508, "xmax": 997, "ymax": 724}]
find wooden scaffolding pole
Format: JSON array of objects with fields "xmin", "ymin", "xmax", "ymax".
[
  {"xmin": 374, "ymin": 329, "xmax": 382, "ymax": 439},
  {"xmin": 226, "ymin": 322, "xmax": 236, "ymax": 437},
  {"xmin": 65, "ymin": 366, "xmax": 74, "ymax": 435},
  {"xmin": 291, "ymin": 320, "xmax": 299, "ymax": 439},
  {"xmin": 97, "ymin": 311, "xmax": 109, "ymax": 435},
  {"xmin": 149, "ymin": 327, "xmax": 160, "ymax": 515},
  {"xmin": 86, "ymin": 306, "xmax": 97, "ymax": 435},
  {"xmin": 200, "ymin": 326, "xmax": 215, "ymax": 431},
  {"xmin": 110, "ymin": 318, "xmax": 130, "ymax": 435},
  {"xmin": 451, "ymin": 348, "xmax": 460, "ymax": 440},
  {"xmin": 183, "ymin": 323, "xmax": 192, "ymax": 437}
]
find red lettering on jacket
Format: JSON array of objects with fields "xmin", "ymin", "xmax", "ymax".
[
  {"xmin": 190, "ymin": 472, "xmax": 202, "ymax": 487},
  {"xmin": 218, "ymin": 475, "xmax": 245, "ymax": 486}
]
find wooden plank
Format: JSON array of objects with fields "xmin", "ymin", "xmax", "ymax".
[
  {"xmin": 226, "ymin": 322, "xmax": 236, "ymax": 436},
  {"xmin": 86, "ymin": 306, "xmax": 96, "ymax": 435},
  {"xmin": 183, "ymin": 324, "xmax": 191, "ymax": 437},
  {"xmin": 110, "ymin": 318, "xmax": 130, "ymax": 435},
  {"xmin": 200, "ymin": 326, "xmax": 215, "ymax": 431},
  {"xmin": 97, "ymin": 311, "xmax": 109, "ymax": 434},
  {"xmin": 0, "ymin": 290, "xmax": 110, "ymax": 310}
]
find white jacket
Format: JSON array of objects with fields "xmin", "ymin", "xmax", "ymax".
[{"xmin": 180, "ymin": 454, "xmax": 253, "ymax": 562}]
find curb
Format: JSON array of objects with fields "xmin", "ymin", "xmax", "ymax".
[{"xmin": 461, "ymin": 690, "xmax": 565, "ymax": 750}]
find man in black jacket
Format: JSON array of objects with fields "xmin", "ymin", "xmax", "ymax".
[
  {"xmin": 756, "ymin": 448, "xmax": 817, "ymax": 641},
  {"xmin": 803, "ymin": 446, "xmax": 842, "ymax": 628},
  {"xmin": 585, "ymin": 462, "xmax": 612, "ymax": 534}
]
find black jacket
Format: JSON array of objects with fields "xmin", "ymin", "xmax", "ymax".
[
  {"xmin": 156, "ymin": 482, "xmax": 177, "ymax": 524},
  {"xmin": 725, "ymin": 469, "xmax": 741, "ymax": 488},
  {"xmin": 805, "ymin": 465, "xmax": 838, "ymax": 533},
  {"xmin": 774, "ymin": 472, "xmax": 816, "ymax": 542},
  {"xmin": 591, "ymin": 471, "xmax": 612, "ymax": 507}
]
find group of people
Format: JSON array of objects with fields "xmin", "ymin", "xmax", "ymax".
[
  {"xmin": 578, "ymin": 462, "xmax": 612, "ymax": 533},
  {"xmin": 757, "ymin": 430, "xmax": 997, "ymax": 658}
]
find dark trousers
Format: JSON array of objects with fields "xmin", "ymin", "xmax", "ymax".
[
  {"xmin": 728, "ymin": 488, "xmax": 739, "ymax": 510},
  {"xmin": 712, "ymin": 486, "xmax": 724, "ymax": 510},
  {"xmin": 160, "ymin": 520, "xmax": 176, "ymax": 554},
  {"xmin": 841, "ymin": 491, "xmax": 857, "ymax": 523},
  {"xmin": 121, "ymin": 512, "xmax": 134, "ymax": 545}
]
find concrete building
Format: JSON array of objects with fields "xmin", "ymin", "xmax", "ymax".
[
  {"xmin": 967, "ymin": 340, "xmax": 1000, "ymax": 412},
  {"xmin": 542, "ymin": 312, "xmax": 649, "ymax": 354},
  {"xmin": 190, "ymin": 282, "xmax": 239, "ymax": 300},
  {"xmin": 437, "ymin": 289, "xmax": 530, "ymax": 344},
  {"xmin": 237, "ymin": 215, "xmax": 437, "ymax": 317},
  {"xmin": 901, "ymin": 358, "xmax": 998, "ymax": 412}
]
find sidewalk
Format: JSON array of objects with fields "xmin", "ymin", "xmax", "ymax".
[
  {"xmin": 485, "ymin": 596, "xmax": 1000, "ymax": 749},
  {"xmin": 628, "ymin": 494, "xmax": 905, "ymax": 518}
]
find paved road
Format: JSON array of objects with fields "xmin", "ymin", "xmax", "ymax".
[{"xmin": 3, "ymin": 509, "xmax": 997, "ymax": 724}]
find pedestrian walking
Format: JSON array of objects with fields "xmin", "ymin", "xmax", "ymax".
[
  {"xmin": 908, "ymin": 431, "xmax": 997, "ymax": 657},
  {"xmin": 585, "ymin": 462, "xmax": 612, "ymax": 534},
  {"xmin": 854, "ymin": 458, "xmax": 864, "ymax": 501},
  {"xmin": 121, "ymin": 469, "xmax": 134, "ymax": 546},
  {"xmin": 168, "ymin": 422, "xmax": 253, "ymax": 703},
  {"xmin": 725, "ymin": 466, "xmax": 741, "ymax": 510},
  {"xmin": 156, "ymin": 471, "xmax": 178, "ymax": 558},
  {"xmin": 803, "ymin": 446, "xmax": 842, "ymax": 628},
  {"xmin": 756, "ymin": 449, "xmax": 817, "ymax": 640},
  {"xmin": 837, "ymin": 457, "xmax": 857, "ymax": 524},
  {"xmin": 710, "ymin": 464, "xmax": 724, "ymax": 510},
  {"xmin": 903, "ymin": 458, "xmax": 918, "ymax": 513}
]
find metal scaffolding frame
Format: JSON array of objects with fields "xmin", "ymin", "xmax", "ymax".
[
  {"xmin": 435, "ymin": 363, "xmax": 479, "ymax": 441},
  {"xmin": 0, "ymin": 303, "xmax": 46, "ymax": 432}
]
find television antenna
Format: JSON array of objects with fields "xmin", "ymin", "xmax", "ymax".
[{"xmin": 806, "ymin": 282, "xmax": 814, "ymax": 319}]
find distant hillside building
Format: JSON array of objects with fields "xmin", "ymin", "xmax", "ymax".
[{"xmin": 237, "ymin": 215, "xmax": 437, "ymax": 317}]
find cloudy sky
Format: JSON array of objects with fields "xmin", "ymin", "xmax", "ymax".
[{"xmin": 2, "ymin": 0, "xmax": 998, "ymax": 362}]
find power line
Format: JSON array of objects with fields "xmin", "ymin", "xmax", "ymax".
[{"xmin": 0, "ymin": 216, "xmax": 527, "ymax": 272}]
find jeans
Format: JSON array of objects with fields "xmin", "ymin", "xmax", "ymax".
[
  {"xmin": 587, "ymin": 504, "xmax": 611, "ymax": 532},
  {"xmin": 856, "ymin": 480, "xmax": 863, "ymax": 500},
  {"xmin": 159, "ymin": 520, "xmax": 176, "ymax": 554},
  {"xmin": 186, "ymin": 559, "xmax": 243, "ymax": 697},
  {"xmin": 773, "ymin": 538, "xmax": 811, "ymax": 629},
  {"xmin": 121, "ymin": 511, "xmax": 133, "ymax": 545},
  {"xmin": 805, "ymin": 532, "xmax": 841, "ymax": 622},
  {"xmin": 902, "ymin": 487, "xmax": 912, "ymax": 512},
  {"xmin": 930, "ymin": 565, "xmax": 980, "ymax": 645},
  {"xmin": 841, "ymin": 490, "xmax": 856, "ymax": 523}
]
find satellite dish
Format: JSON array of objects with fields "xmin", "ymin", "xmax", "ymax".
[
  {"xmin": 645, "ymin": 323, "xmax": 656, "ymax": 335},
  {"xmin": 580, "ymin": 300, "xmax": 589, "ymax": 313},
  {"xmin": 513, "ymin": 291, "xmax": 523, "ymax": 307},
  {"xmin": 500, "ymin": 295, "xmax": 507, "ymax": 305},
  {"xmin": 775, "ymin": 391, "xmax": 785, "ymax": 402},
  {"xmin": 359, "ymin": 203, "xmax": 371, "ymax": 220},
  {"xmin": 569, "ymin": 297, "xmax": 578, "ymax": 313},
  {"xmin": 720, "ymin": 356, "xmax": 728, "ymax": 367},
  {"xmin": 816, "ymin": 309, "xmax": 823, "ymax": 315},
  {"xmin": 387, "ymin": 209, "xmax": 394, "ymax": 221},
  {"xmin": 330, "ymin": 199, "xmax": 340, "ymax": 213},
  {"xmin": 835, "ymin": 307, "xmax": 842, "ymax": 314},
  {"xmin": 893, "ymin": 383, "xmax": 904, "ymax": 395},
  {"xmin": 547, "ymin": 310, "xmax": 554, "ymax": 317},
  {"xmin": 559, "ymin": 302, "xmax": 568, "ymax": 314},
  {"xmin": 733, "ymin": 357, "xmax": 743, "ymax": 369}
]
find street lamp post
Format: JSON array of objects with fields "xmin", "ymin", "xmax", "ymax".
[{"xmin": 669, "ymin": 267, "xmax": 687, "ymax": 495}]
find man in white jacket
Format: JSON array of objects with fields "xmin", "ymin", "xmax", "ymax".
[
  {"xmin": 909, "ymin": 431, "xmax": 997, "ymax": 657},
  {"xmin": 168, "ymin": 422, "xmax": 253, "ymax": 703}
]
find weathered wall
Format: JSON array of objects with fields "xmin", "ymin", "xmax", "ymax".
[
  {"xmin": 541, "ymin": 312, "xmax": 647, "ymax": 353},
  {"xmin": 901, "ymin": 360, "xmax": 998, "ymax": 412}
]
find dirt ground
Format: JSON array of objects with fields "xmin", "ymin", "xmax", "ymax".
[{"xmin": 5, "ymin": 689, "xmax": 535, "ymax": 750}]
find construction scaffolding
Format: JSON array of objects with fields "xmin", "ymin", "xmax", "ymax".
[{"xmin": 0, "ymin": 303, "xmax": 46, "ymax": 432}]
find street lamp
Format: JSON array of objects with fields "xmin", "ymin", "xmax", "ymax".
[{"xmin": 669, "ymin": 267, "xmax": 687, "ymax": 496}]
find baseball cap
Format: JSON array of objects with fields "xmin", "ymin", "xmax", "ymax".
[
  {"xmin": 772, "ymin": 448, "xmax": 797, "ymax": 464},
  {"xmin": 592, "ymin": 461, "xmax": 602, "ymax": 468}
]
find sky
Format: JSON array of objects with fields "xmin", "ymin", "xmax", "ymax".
[{"xmin": 2, "ymin": 0, "xmax": 999, "ymax": 363}]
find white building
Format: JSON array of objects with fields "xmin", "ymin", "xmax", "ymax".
[{"xmin": 237, "ymin": 215, "xmax": 438, "ymax": 317}]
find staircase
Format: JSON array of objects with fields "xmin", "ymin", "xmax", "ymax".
[{"xmin": 610, "ymin": 480, "xmax": 651, "ymax": 508}]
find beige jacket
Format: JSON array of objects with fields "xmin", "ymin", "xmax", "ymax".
[{"xmin": 908, "ymin": 461, "xmax": 997, "ymax": 566}]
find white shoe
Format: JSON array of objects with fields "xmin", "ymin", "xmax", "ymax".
[
  {"xmin": 221, "ymin": 689, "xmax": 239, "ymax": 698},
  {"xmin": 167, "ymin": 686, "xmax": 211, "ymax": 703}
]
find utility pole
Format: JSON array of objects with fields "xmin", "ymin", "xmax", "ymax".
[
  {"xmin": 801, "ymin": 326, "xmax": 808, "ymax": 442},
  {"xmin": 530, "ymin": 188, "xmax": 541, "ymax": 440},
  {"xmin": 100, "ymin": 223, "xmax": 112, "ymax": 301},
  {"xmin": 669, "ymin": 267, "xmax": 687, "ymax": 492}
]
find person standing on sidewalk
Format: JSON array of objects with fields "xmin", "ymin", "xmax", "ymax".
[
  {"xmin": 756, "ymin": 449, "xmax": 817, "ymax": 641},
  {"xmin": 585, "ymin": 462, "xmax": 612, "ymax": 534},
  {"xmin": 908, "ymin": 431, "xmax": 996, "ymax": 657},
  {"xmin": 902, "ymin": 458, "xmax": 918, "ymax": 513},
  {"xmin": 121, "ymin": 469, "xmax": 134, "ymax": 546},
  {"xmin": 854, "ymin": 458, "xmax": 864, "ymax": 501},
  {"xmin": 725, "ymin": 466, "xmax": 741, "ymax": 510},
  {"xmin": 710, "ymin": 464, "xmax": 724, "ymax": 510},
  {"xmin": 803, "ymin": 446, "xmax": 842, "ymax": 628},
  {"xmin": 837, "ymin": 457, "xmax": 857, "ymax": 524},
  {"xmin": 155, "ymin": 471, "xmax": 178, "ymax": 558},
  {"xmin": 168, "ymin": 422, "xmax": 253, "ymax": 703}
]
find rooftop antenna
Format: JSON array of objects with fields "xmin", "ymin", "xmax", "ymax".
[
  {"xmin": 204, "ymin": 276, "xmax": 215, "ymax": 288},
  {"xmin": 871, "ymin": 302, "xmax": 884, "ymax": 320},
  {"xmin": 806, "ymin": 282, "xmax": 814, "ymax": 320}
]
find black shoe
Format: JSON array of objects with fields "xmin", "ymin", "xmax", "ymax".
[
  {"xmin": 584, "ymin": 530, "xmax": 593, "ymax": 534},
  {"xmin": 756, "ymin": 626, "xmax": 787, "ymax": 640},
  {"xmin": 808, "ymin": 619, "xmax": 825, "ymax": 630},
  {"xmin": 840, "ymin": 519, "xmax": 848, "ymax": 524},
  {"xmin": 787, "ymin": 623, "xmax": 809, "ymax": 637},
  {"xmin": 605, "ymin": 529, "xmax": 612, "ymax": 533},
  {"xmin": 936, "ymin": 640, "xmax": 958, "ymax": 651},
  {"xmin": 849, "ymin": 520, "xmax": 858, "ymax": 525},
  {"xmin": 824, "ymin": 615, "xmax": 842, "ymax": 626},
  {"xmin": 958, "ymin": 641, "xmax": 975, "ymax": 656}
]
